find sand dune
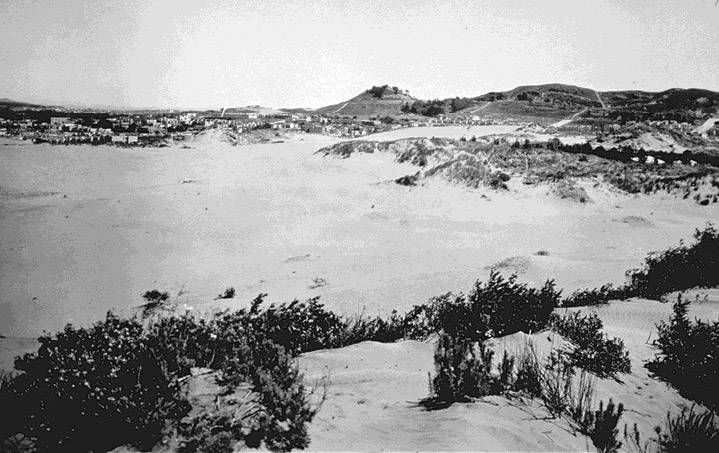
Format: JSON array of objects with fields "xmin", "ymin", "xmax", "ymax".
[
  {"xmin": 1, "ymin": 133, "xmax": 717, "ymax": 339},
  {"xmin": 300, "ymin": 291, "xmax": 719, "ymax": 451}
]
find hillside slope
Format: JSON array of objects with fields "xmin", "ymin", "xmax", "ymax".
[{"xmin": 315, "ymin": 85, "xmax": 416, "ymax": 117}]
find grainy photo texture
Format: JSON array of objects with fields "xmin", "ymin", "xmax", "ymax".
[{"xmin": 1, "ymin": 1, "xmax": 718, "ymax": 451}]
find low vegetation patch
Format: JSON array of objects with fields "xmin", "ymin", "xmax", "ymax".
[
  {"xmin": 562, "ymin": 224, "xmax": 718, "ymax": 306},
  {"xmin": 646, "ymin": 294, "xmax": 719, "ymax": 410},
  {"xmin": 625, "ymin": 405, "xmax": 719, "ymax": 452},
  {"xmin": 562, "ymin": 283, "xmax": 632, "ymax": 307},
  {"xmin": 319, "ymin": 138, "xmax": 719, "ymax": 204},
  {"xmin": 627, "ymin": 224, "xmax": 719, "ymax": 299},
  {"xmin": 551, "ymin": 311, "xmax": 631, "ymax": 377},
  {"xmin": 655, "ymin": 405, "xmax": 719, "ymax": 452}
]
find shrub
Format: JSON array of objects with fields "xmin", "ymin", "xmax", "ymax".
[
  {"xmin": 177, "ymin": 384, "xmax": 263, "ymax": 453},
  {"xmin": 497, "ymin": 351, "xmax": 516, "ymax": 393},
  {"xmin": 513, "ymin": 342, "xmax": 543, "ymax": 398},
  {"xmin": 195, "ymin": 309, "xmax": 325, "ymax": 451},
  {"xmin": 140, "ymin": 289, "xmax": 171, "ymax": 317},
  {"xmin": 627, "ymin": 224, "xmax": 719, "ymax": 298},
  {"xmin": 217, "ymin": 287, "xmax": 236, "ymax": 299},
  {"xmin": 562, "ymin": 283, "xmax": 633, "ymax": 307},
  {"xmin": 8, "ymin": 313, "xmax": 191, "ymax": 452},
  {"xmin": 430, "ymin": 333, "xmax": 497, "ymax": 403},
  {"xmin": 407, "ymin": 273, "xmax": 560, "ymax": 342},
  {"xmin": 237, "ymin": 295, "xmax": 346, "ymax": 356},
  {"xmin": 574, "ymin": 399, "xmax": 624, "ymax": 453},
  {"xmin": 2, "ymin": 303, "xmax": 326, "ymax": 452},
  {"xmin": 467, "ymin": 272, "xmax": 560, "ymax": 337},
  {"xmin": 338, "ymin": 310, "xmax": 407, "ymax": 345},
  {"xmin": 655, "ymin": 405, "xmax": 719, "ymax": 452},
  {"xmin": 647, "ymin": 294, "xmax": 719, "ymax": 410},
  {"xmin": 551, "ymin": 311, "xmax": 631, "ymax": 377},
  {"xmin": 539, "ymin": 353, "xmax": 576, "ymax": 417}
]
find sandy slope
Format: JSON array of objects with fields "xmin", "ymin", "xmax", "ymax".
[
  {"xmin": 300, "ymin": 338, "xmax": 590, "ymax": 451},
  {"xmin": 1, "ymin": 131, "xmax": 717, "ymax": 341},
  {"xmin": 300, "ymin": 290, "xmax": 719, "ymax": 451}
]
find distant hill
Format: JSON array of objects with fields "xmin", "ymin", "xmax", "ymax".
[
  {"xmin": 599, "ymin": 88, "xmax": 719, "ymax": 122},
  {"xmin": 397, "ymin": 83, "xmax": 719, "ymax": 124},
  {"xmin": 0, "ymin": 98, "xmax": 45, "ymax": 108},
  {"xmin": 315, "ymin": 85, "xmax": 416, "ymax": 117}
]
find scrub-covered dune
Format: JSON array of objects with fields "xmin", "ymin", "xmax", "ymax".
[{"xmin": 300, "ymin": 289, "xmax": 719, "ymax": 451}]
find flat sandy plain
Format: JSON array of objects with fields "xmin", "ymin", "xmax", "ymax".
[{"xmin": 2, "ymin": 127, "xmax": 718, "ymax": 450}]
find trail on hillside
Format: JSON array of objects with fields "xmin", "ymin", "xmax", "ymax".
[
  {"xmin": 550, "ymin": 108, "xmax": 588, "ymax": 128},
  {"xmin": 331, "ymin": 102, "xmax": 349, "ymax": 114},
  {"xmin": 468, "ymin": 102, "xmax": 492, "ymax": 114},
  {"xmin": 594, "ymin": 90, "xmax": 607, "ymax": 109}
]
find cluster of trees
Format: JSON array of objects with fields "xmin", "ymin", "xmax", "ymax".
[
  {"xmin": 366, "ymin": 85, "xmax": 401, "ymax": 99},
  {"xmin": 400, "ymin": 97, "xmax": 476, "ymax": 116}
]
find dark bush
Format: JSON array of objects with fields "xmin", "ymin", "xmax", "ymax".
[
  {"xmin": 551, "ymin": 311, "xmax": 631, "ymax": 377},
  {"xmin": 467, "ymin": 272, "xmax": 560, "ymax": 337},
  {"xmin": 655, "ymin": 405, "xmax": 719, "ymax": 452},
  {"xmin": 7, "ymin": 313, "xmax": 190, "ymax": 452},
  {"xmin": 1, "ymin": 300, "xmax": 326, "ymax": 452},
  {"xmin": 562, "ymin": 283, "xmax": 633, "ymax": 307},
  {"xmin": 429, "ymin": 333, "xmax": 497, "ymax": 403},
  {"xmin": 647, "ymin": 294, "xmax": 719, "ymax": 410},
  {"xmin": 404, "ymin": 273, "xmax": 560, "ymax": 342},
  {"xmin": 627, "ymin": 224, "xmax": 719, "ymax": 298},
  {"xmin": 514, "ymin": 343, "xmax": 543, "ymax": 398},
  {"xmin": 575, "ymin": 399, "xmax": 625, "ymax": 453},
  {"xmin": 338, "ymin": 309, "xmax": 408, "ymax": 345},
  {"xmin": 236, "ymin": 295, "xmax": 346, "ymax": 356},
  {"xmin": 140, "ymin": 289, "xmax": 171, "ymax": 317},
  {"xmin": 217, "ymin": 287, "xmax": 236, "ymax": 299}
]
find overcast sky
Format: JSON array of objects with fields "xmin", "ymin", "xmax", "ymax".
[{"xmin": 1, "ymin": 0, "xmax": 718, "ymax": 109}]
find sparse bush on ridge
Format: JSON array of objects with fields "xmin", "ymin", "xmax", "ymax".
[
  {"xmin": 562, "ymin": 283, "xmax": 633, "ymax": 307},
  {"xmin": 561, "ymin": 224, "xmax": 718, "ymax": 306},
  {"xmin": 627, "ymin": 224, "xmax": 719, "ymax": 299},
  {"xmin": 647, "ymin": 294, "xmax": 719, "ymax": 410},
  {"xmin": 551, "ymin": 311, "xmax": 631, "ymax": 377}
]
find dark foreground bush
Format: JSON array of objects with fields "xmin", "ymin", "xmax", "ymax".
[
  {"xmin": 655, "ymin": 405, "xmax": 719, "ymax": 452},
  {"xmin": 551, "ymin": 311, "xmax": 631, "ymax": 377},
  {"xmin": 627, "ymin": 224, "xmax": 719, "ymax": 298},
  {"xmin": 1, "ymin": 308, "xmax": 323, "ymax": 452},
  {"xmin": 4, "ymin": 314, "xmax": 190, "ymax": 452},
  {"xmin": 647, "ymin": 294, "xmax": 719, "ymax": 410}
]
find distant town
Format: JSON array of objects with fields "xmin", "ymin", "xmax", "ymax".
[
  {"xmin": 1, "ymin": 83, "xmax": 717, "ymax": 150},
  {"xmin": 0, "ymin": 108, "xmax": 516, "ymax": 147}
]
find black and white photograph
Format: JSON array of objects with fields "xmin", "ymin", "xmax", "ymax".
[{"xmin": 1, "ymin": 0, "xmax": 718, "ymax": 451}]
